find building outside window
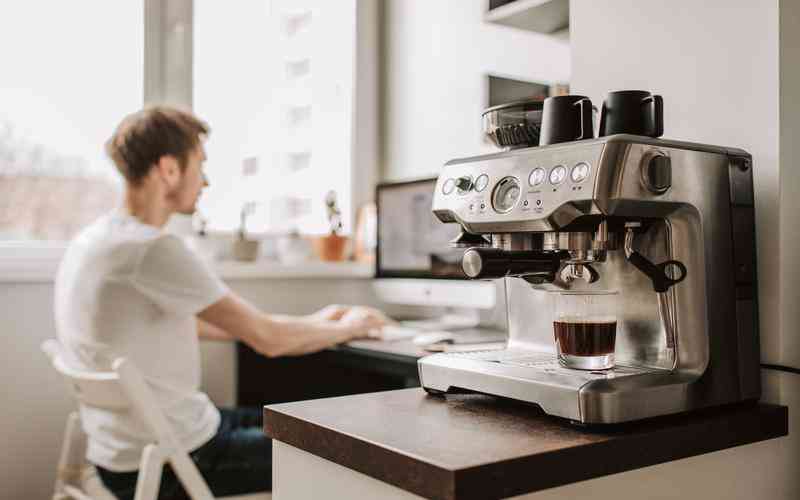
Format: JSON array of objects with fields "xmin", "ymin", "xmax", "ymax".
[
  {"xmin": 194, "ymin": 0, "xmax": 356, "ymax": 237},
  {"xmin": 1, "ymin": 0, "xmax": 359, "ymax": 247},
  {"xmin": 0, "ymin": 1, "xmax": 143, "ymax": 241}
]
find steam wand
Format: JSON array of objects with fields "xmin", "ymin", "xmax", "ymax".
[
  {"xmin": 623, "ymin": 223, "xmax": 687, "ymax": 293},
  {"xmin": 624, "ymin": 222, "xmax": 685, "ymax": 354}
]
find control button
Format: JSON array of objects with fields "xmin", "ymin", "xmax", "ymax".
[
  {"xmin": 456, "ymin": 176, "xmax": 473, "ymax": 193},
  {"xmin": 442, "ymin": 178, "xmax": 456, "ymax": 195},
  {"xmin": 571, "ymin": 162, "xmax": 591, "ymax": 183},
  {"xmin": 643, "ymin": 155, "xmax": 672, "ymax": 193},
  {"xmin": 474, "ymin": 174, "xmax": 489, "ymax": 192},
  {"xmin": 549, "ymin": 165, "xmax": 567, "ymax": 185},
  {"xmin": 491, "ymin": 176, "xmax": 521, "ymax": 213},
  {"xmin": 528, "ymin": 168, "xmax": 546, "ymax": 186},
  {"xmin": 535, "ymin": 199, "xmax": 542, "ymax": 207}
]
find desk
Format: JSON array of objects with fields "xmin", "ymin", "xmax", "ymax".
[
  {"xmin": 264, "ymin": 389, "xmax": 788, "ymax": 500},
  {"xmin": 237, "ymin": 328, "xmax": 506, "ymax": 406},
  {"xmin": 236, "ymin": 339, "xmax": 425, "ymax": 406}
]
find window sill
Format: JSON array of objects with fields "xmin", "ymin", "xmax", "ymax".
[
  {"xmin": 0, "ymin": 245, "xmax": 374, "ymax": 283},
  {"xmin": 214, "ymin": 260, "xmax": 374, "ymax": 280},
  {"xmin": 0, "ymin": 243, "xmax": 67, "ymax": 283}
]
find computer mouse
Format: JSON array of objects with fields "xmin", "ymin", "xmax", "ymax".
[{"xmin": 412, "ymin": 331, "xmax": 454, "ymax": 346}]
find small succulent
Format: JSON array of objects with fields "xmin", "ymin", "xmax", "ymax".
[
  {"xmin": 324, "ymin": 190, "xmax": 342, "ymax": 235},
  {"xmin": 239, "ymin": 201, "xmax": 257, "ymax": 239}
]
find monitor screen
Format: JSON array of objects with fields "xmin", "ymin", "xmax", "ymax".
[{"xmin": 376, "ymin": 178, "xmax": 466, "ymax": 279}]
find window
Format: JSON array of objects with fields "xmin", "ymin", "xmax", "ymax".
[
  {"xmin": 0, "ymin": 1, "xmax": 143, "ymax": 241},
  {"xmin": 194, "ymin": 0, "xmax": 356, "ymax": 235}
]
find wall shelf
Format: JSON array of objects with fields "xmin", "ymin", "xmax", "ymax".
[{"xmin": 485, "ymin": 0, "xmax": 569, "ymax": 34}]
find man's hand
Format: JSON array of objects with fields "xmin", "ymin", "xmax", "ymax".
[
  {"xmin": 307, "ymin": 305, "xmax": 393, "ymax": 339},
  {"xmin": 307, "ymin": 304, "xmax": 349, "ymax": 322},
  {"xmin": 334, "ymin": 306, "xmax": 394, "ymax": 340}
]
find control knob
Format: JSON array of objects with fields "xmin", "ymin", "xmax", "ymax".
[
  {"xmin": 455, "ymin": 176, "xmax": 473, "ymax": 192},
  {"xmin": 642, "ymin": 153, "xmax": 671, "ymax": 194}
]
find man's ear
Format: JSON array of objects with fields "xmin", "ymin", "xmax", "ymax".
[{"xmin": 154, "ymin": 155, "xmax": 182, "ymax": 188}]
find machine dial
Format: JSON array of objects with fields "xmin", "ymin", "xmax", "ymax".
[
  {"xmin": 549, "ymin": 165, "xmax": 567, "ymax": 185},
  {"xmin": 491, "ymin": 176, "xmax": 521, "ymax": 213},
  {"xmin": 528, "ymin": 168, "xmax": 546, "ymax": 186},
  {"xmin": 571, "ymin": 162, "xmax": 591, "ymax": 183}
]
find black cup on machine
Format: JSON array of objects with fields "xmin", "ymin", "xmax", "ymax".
[
  {"xmin": 599, "ymin": 90, "xmax": 664, "ymax": 138},
  {"xmin": 538, "ymin": 95, "xmax": 594, "ymax": 146}
]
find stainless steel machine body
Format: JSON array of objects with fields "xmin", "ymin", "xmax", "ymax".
[{"xmin": 418, "ymin": 134, "xmax": 760, "ymax": 424}]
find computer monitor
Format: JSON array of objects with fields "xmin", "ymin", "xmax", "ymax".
[{"xmin": 373, "ymin": 178, "xmax": 496, "ymax": 310}]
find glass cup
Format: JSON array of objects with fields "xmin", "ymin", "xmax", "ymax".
[{"xmin": 553, "ymin": 290, "xmax": 618, "ymax": 370}]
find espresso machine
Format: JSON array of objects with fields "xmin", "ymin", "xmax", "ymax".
[{"xmin": 417, "ymin": 129, "xmax": 760, "ymax": 424}]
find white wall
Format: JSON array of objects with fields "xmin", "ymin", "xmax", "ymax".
[
  {"xmin": 571, "ymin": 0, "xmax": 783, "ymax": 365},
  {"xmin": 380, "ymin": 0, "xmax": 570, "ymax": 180},
  {"xmin": 569, "ymin": 0, "xmax": 798, "ymax": 497},
  {"xmin": 1, "ymin": 277, "xmax": 381, "ymax": 500}
]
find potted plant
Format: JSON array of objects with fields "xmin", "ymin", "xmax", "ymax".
[
  {"xmin": 312, "ymin": 190, "xmax": 348, "ymax": 261},
  {"xmin": 232, "ymin": 201, "xmax": 260, "ymax": 262}
]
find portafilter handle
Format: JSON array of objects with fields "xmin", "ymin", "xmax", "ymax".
[{"xmin": 461, "ymin": 247, "xmax": 563, "ymax": 282}]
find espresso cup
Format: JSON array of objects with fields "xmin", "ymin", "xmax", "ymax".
[
  {"xmin": 598, "ymin": 90, "xmax": 664, "ymax": 138},
  {"xmin": 538, "ymin": 95, "xmax": 595, "ymax": 146},
  {"xmin": 553, "ymin": 290, "xmax": 618, "ymax": 370}
]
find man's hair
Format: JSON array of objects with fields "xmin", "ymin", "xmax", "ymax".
[{"xmin": 105, "ymin": 106, "xmax": 209, "ymax": 185}]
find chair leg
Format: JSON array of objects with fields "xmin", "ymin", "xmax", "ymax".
[
  {"xmin": 54, "ymin": 412, "xmax": 87, "ymax": 497},
  {"xmin": 133, "ymin": 444, "xmax": 165, "ymax": 500},
  {"xmin": 168, "ymin": 451, "xmax": 215, "ymax": 500}
]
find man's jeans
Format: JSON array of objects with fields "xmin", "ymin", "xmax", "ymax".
[{"xmin": 97, "ymin": 407, "xmax": 272, "ymax": 500}]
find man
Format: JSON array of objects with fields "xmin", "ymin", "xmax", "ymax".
[{"xmin": 54, "ymin": 106, "xmax": 389, "ymax": 499}]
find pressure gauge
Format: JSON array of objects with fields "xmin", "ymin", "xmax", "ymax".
[{"xmin": 491, "ymin": 176, "xmax": 521, "ymax": 213}]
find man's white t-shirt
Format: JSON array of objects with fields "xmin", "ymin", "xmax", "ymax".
[{"xmin": 54, "ymin": 210, "xmax": 228, "ymax": 472}]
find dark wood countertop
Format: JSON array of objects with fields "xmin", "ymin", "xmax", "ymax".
[{"xmin": 264, "ymin": 388, "xmax": 788, "ymax": 500}]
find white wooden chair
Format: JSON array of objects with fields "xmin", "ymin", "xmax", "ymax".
[{"xmin": 42, "ymin": 340, "xmax": 271, "ymax": 500}]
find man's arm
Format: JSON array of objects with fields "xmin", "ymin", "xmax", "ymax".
[
  {"xmin": 196, "ymin": 305, "xmax": 351, "ymax": 342},
  {"xmin": 197, "ymin": 318, "xmax": 236, "ymax": 341},
  {"xmin": 197, "ymin": 293, "xmax": 386, "ymax": 357}
]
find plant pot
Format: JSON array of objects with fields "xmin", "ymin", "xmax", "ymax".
[
  {"xmin": 232, "ymin": 238, "xmax": 260, "ymax": 262},
  {"xmin": 312, "ymin": 234, "xmax": 349, "ymax": 262},
  {"xmin": 276, "ymin": 233, "xmax": 311, "ymax": 264}
]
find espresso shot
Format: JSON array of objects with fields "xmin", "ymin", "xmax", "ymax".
[
  {"xmin": 554, "ymin": 318, "xmax": 617, "ymax": 370},
  {"xmin": 554, "ymin": 319, "xmax": 617, "ymax": 356},
  {"xmin": 552, "ymin": 291, "xmax": 619, "ymax": 370}
]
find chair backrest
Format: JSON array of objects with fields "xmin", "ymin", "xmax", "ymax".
[
  {"xmin": 41, "ymin": 339, "xmax": 217, "ymax": 500},
  {"xmin": 41, "ymin": 339, "xmax": 129, "ymax": 410},
  {"xmin": 41, "ymin": 339, "xmax": 177, "ymax": 446}
]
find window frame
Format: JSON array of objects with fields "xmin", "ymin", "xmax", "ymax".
[
  {"xmin": 0, "ymin": 0, "xmax": 188, "ymax": 280},
  {"xmin": 0, "ymin": 0, "xmax": 378, "ymax": 282}
]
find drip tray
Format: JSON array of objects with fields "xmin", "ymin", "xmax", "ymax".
[{"xmin": 441, "ymin": 348, "xmax": 661, "ymax": 382}]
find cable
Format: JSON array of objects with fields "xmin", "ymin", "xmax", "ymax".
[{"xmin": 761, "ymin": 363, "xmax": 800, "ymax": 376}]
